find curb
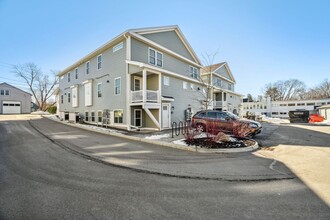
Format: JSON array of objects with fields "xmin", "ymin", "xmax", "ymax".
[{"xmin": 41, "ymin": 116, "xmax": 259, "ymax": 153}]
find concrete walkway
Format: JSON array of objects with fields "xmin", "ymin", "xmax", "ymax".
[{"xmin": 29, "ymin": 117, "xmax": 294, "ymax": 181}]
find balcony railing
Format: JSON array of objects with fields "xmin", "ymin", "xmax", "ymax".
[
  {"xmin": 213, "ymin": 101, "xmax": 227, "ymax": 107},
  {"xmin": 131, "ymin": 90, "xmax": 159, "ymax": 103}
]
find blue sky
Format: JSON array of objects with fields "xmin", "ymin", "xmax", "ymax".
[{"xmin": 0, "ymin": 0, "xmax": 329, "ymax": 98}]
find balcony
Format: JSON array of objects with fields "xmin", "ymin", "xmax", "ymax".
[
  {"xmin": 131, "ymin": 90, "xmax": 159, "ymax": 103},
  {"xmin": 213, "ymin": 101, "xmax": 227, "ymax": 107}
]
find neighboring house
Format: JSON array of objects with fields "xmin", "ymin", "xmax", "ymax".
[
  {"xmin": 201, "ymin": 62, "xmax": 242, "ymax": 115},
  {"xmin": 57, "ymin": 25, "xmax": 241, "ymax": 130},
  {"xmin": 317, "ymin": 104, "xmax": 330, "ymax": 120},
  {"xmin": 0, "ymin": 82, "xmax": 32, "ymax": 114},
  {"xmin": 241, "ymin": 98, "xmax": 330, "ymax": 118}
]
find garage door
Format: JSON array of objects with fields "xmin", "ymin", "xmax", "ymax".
[{"xmin": 2, "ymin": 101, "xmax": 21, "ymax": 114}]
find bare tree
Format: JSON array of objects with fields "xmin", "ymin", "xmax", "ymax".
[
  {"xmin": 198, "ymin": 52, "xmax": 219, "ymax": 110},
  {"xmin": 263, "ymin": 79, "xmax": 306, "ymax": 101},
  {"xmin": 246, "ymin": 93, "xmax": 254, "ymax": 102},
  {"xmin": 304, "ymin": 79, "xmax": 330, "ymax": 99},
  {"xmin": 12, "ymin": 63, "xmax": 59, "ymax": 111},
  {"xmin": 263, "ymin": 83, "xmax": 282, "ymax": 101}
]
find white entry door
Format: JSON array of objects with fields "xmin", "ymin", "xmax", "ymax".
[{"xmin": 162, "ymin": 104, "xmax": 170, "ymax": 128}]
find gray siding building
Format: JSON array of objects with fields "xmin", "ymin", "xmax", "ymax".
[
  {"xmin": 58, "ymin": 25, "xmax": 242, "ymax": 131},
  {"xmin": 0, "ymin": 82, "xmax": 31, "ymax": 114}
]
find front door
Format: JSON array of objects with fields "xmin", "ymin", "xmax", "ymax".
[
  {"xmin": 162, "ymin": 104, "xmax": 170, "ymax": 128},
  {"xmin": 134, "ymin": 109, "xmax": 142, "ymax": 127},
  {"xmin": 134, "ymin": 77, "xmax": 142, "ymax": 91}
]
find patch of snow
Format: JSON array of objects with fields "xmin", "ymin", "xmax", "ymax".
[
  {"xmin": 259, "ymin": 115, "xmax": 289, "ymax": 124},
  {"xmin": 43, "ymin": 114, "xmax": 60, "ymax": 121},
  {"xmin": 31, "ymin": 111, "xmax": 50, "ymax": 115},
  {"xmin": 82, "ymin": 124, "xmax": 124, "ymax": 134},
  {"xmin": 145, "ymin": 134, "xmax": 170, "ymax": 140},
  {"xmin": 172, "ymin": 139, "xmax": 188, "ymax": 146}
]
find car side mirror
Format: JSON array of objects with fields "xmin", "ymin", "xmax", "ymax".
[{"xmin": 225, "ymin": 116, "xmax": 230, "ymax": 121}]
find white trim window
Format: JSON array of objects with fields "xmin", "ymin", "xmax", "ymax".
[
  {"xmin": 61, "ymin": 94, "xmax": 64, "ymax": 104},
  {"xmin": 97, "ymin": 54, "xmax": 102, "ymax": 70},
  {"xmin": 91, "ymin": 111, "xmax": 95, "ymax": 122},
  {"xmin": 97, "ymin": 111, "xmax": 103, "ymax": 123},
  {"xmin": 67, "ymin": 92, "xmax": 71, "ymax": 103},
  {"xmin": 149, "ymin": 48, "xmax": 163, "ymax": 67},
  {"xmin": 214, "ymin": 78, "xmax": 222, "ymax": 87},
  {"xmin": 189, "ymin": 66, "xmax": 198, "ymax": 79},
  {"xmin": 67, "ymin": 72, "xmax": 71, "ymax": 82},
  {"xmin": 97, "ymin": 83, "xmax": 102, "ymax": 98},
  {"xmin": 75, "ymin": 68, "xmax": 78, "ymax": 79},
  {"xmin": 86, "ymin": 61, "xmax": 90, "ymax": 74},
  {"xmin": 113, "ymin": 42, "xmax": 123, "ymax": 52},
  {"xmin": 183, "ymin": 81, "xmax": 188, "ymax": 89},
  {"xmin": 114, "ymin": 77, "xmax": 121, "ymax": 95},
  {"xmin": 163, "ymin": 76, "xmax": 170, "ymax": 86},
  {"xmin": 85, "ymin": 111, "xmax": 89, "ymax": 122},
  {"xmin": 228, "ymin": 83, "xmax": 232, "ymax": 91},
  {"xmin": 0, "ymin": 89, "xmax": 10, "ymax": 96},
  {"xmin": 84, "ymin": 82, "xmax": 92, "ymax": 106},
  {"xmin": 114, "ymin": 110, "xmax": 123, "ymax": 123},
  {"xmin": 72, "ymin": 86, "xmax": 78, "ymax": 107}
]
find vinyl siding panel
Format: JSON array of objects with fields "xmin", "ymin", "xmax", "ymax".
[
  {"xmin": 215, "ymin": 66, "xmax": 232, "ymax": 81},
  {"xmin": 161, "ymin": 74, "xmax": 204, "ymax": 123},
  {"xmin": 141, "ymin": 31, "xmax": 195, "ymax": 62},
  {"xmin": 131, "ymin": 38, "xmax": 199, "ymax": 78},
  {"xmin": 58, "ymin": 41, "xmax": 127, "ymax": 123}
]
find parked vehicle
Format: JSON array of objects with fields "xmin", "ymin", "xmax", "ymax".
[{"xmin": 191, "ymin": 110, "xmax": 262, "ymax": 136}]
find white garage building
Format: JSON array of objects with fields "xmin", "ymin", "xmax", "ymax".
[{"xmin": 0, "ymin": 82, "xmax": 32, "ymax": 114}]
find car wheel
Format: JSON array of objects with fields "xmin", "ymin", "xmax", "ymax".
[{"xmin": 196, "ymin": 124, "xmax": 205, "ymax": 132}]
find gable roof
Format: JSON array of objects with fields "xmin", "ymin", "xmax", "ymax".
[
  {"xmin": 58, "ymin": 25, "xmax": 201, "ymax": 77},
  {"xmin": 0, "ymin": 82, "xmax": 32, "ymax": 95},
  {"xmin": 127, "ymin": 25, "xmax": 201, "ymax": 64},
  {"xmin": 201, "ymin": 62, "xmax": 236, "ymax": 83}
]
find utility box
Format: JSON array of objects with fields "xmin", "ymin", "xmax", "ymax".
[{"xmin": 289, "ymin": 110, "xmax": 309, "ymax": 123}]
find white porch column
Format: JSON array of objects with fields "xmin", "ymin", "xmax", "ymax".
[
  {"xmin": 142, "ymin": 69, "xmax": 147, "ymax": 103},
  {"xmin": 158, "ymin": 73, "xmax": 161, "ymax": 103}
]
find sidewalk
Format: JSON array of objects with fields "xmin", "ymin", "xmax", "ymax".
[{"xmin": 29, "ymin": 116, "xmax": 294, "ymax": 181}]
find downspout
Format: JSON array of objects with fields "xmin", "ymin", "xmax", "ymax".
[{"xmin": 124, "ymin": 33, "xmax": 132, "ymax": 130}]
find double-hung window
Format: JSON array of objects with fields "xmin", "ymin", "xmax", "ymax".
[
  {"xmin": 189, "ymin": 66, "xmax": 198, "ymax": 79},
  {"xmin": 97, "ymin": 55, "xmax": 102, "ymax": 70},
  {"xmin": 97, "ymin": 83, "xmax": 102, "ymax": 98},
  {"xmin": 114, "ymin": 110, "xmax": 123, "ymax": 123},
  {"xmin": 0, "ymin": 89, "xmax": 9, "ymax": 95},
  {"xmin": 75, "ymin": 68, "xmax": 78, "ymax": 79},
  {"xmin": 214, "ymin": 78, "xmax": 222, "ymax": 87},
  {"xmin": 61, "ymin": 95, "xmax": 63, "ymax": 104},
  {"xmin": 67, "ymin": 93, "xmax": 71, "ymax": 103},
  {"xmin": 115, "ymin": 77, "xmax": 121, "ymax": 95},
  {"xmin": 67, "ymin": 72, "xmax": 71, "ymax": 82},
  {"xmin": 149, "ymin": 48, "xmax": 163, "ymax": 67},
  {"xmin": 86, "ymin": 61, "xmax": 90, "ymax": 74},
  {"xmin": 228, "ymin": 83, "xmax": 232, "ymax": 91}
]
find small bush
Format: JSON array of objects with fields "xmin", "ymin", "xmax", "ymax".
[
  {"xmin": 47, "ymin": 106, "xmax": 57, "ymax": 114},
  {"xmin": 232, "ymin": 122, "xmax": 252, "ymax": 138},
  {"xmin": 184, "ymin": 123, "xmax": 199, "ymax": 141}
]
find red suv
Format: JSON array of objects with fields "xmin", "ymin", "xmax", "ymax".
[{"xmin": 191, "ymin": 110, "xmax": 262, "ymax": 136}]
